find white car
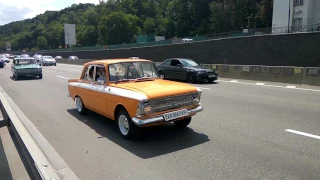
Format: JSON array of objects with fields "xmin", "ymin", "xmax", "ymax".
[{"xmin": 41, "ymin": 56, "xmax": 56, "ymax": 66}]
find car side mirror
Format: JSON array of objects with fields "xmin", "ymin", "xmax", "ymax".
[
  {"xmin": 97, "ymin": 80, "xmax": 105, "ymax": 85},
  {"xmin": 177, "ymin": 64, "xmax": 183, "ymax": 68}
]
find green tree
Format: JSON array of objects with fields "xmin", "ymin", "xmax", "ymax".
[{"xmin": 37, "ymin": 36, "xmax": 48, "ymax": 49}]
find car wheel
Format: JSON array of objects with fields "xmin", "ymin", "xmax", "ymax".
[
  {"xmin": 174, "ymin": 117, "xmax": 191, "ymax": 128},
  {"xmin": 0, "ymin": 64, "xmax": 4, "ymax": 68},
  {"xmin": 75, "ymin": 96, "xmax": 88, "ymax": 115},
  {"xmin": 54, "ymin": 63, "xmax": 56, "ymax": 66},
  {"xmin": 39, "ymin": 74, "xmax": 43, "ymax": 79},
  {"xmin": 117, "ymin": 109, "xmax": 139, "ymax": 139},
  {"xmin": 187, "ymin": 73, "xmax": 196, "ymax": 83},
  {"xmin": 208, "ymin": 79, "xmax": 214, "ymax": 83},
  {"xmin": 15, "ymin": 75, "xmax": 19, "ymax": 80}
]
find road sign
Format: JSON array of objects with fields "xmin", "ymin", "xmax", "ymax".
[
  {"xmin": 6, "ymin": 42, "xmax": 11, "ymax": 51},
  {"xmin": 64, "ymin": 24, "xmax": 76, "ymax": 46}
]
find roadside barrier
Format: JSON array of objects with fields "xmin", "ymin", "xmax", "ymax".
[
  {"xmin": 56, "ymin": 59, "xmax": 320, "ymax": 87},
  {"xmin": 0, "ymin": 85, "xmax": 79, "ymax": 180}
]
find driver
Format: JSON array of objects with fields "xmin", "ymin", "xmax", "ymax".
[
  {"xmin": 88, "ymin": 66, "xmax": 94, "ymax": 81},
  {"xmin": 96, "ymin": 67, "xmax": 105, "ymax": 81},
  {"xmin": 128, "ymin": 64, "xmax": 142, "ymax": 79}
]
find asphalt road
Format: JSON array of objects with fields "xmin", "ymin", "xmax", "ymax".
[{"xmin": 0, "ymin": 62, "xmax": 319, "ymax": 180}]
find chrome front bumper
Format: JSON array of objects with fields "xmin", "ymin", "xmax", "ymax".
[{"xmin": 132, "ymin": 105, "xmax": 203, "ymax": 126}]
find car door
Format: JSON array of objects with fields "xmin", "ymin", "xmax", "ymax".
[
  {"xmin": 158, "ymin": 59, "xmax": 173, "ymax": 78},
  {"xmin": 91, "ymin": 64, "xmax": 109, "ymax": 117},
  {"xmin": 78, "ymin": 64, "xmax": 96, "ymax": 110},
  {"xmin": 170, "ymin": 59, "xmax": 186, "ymax": 80}
]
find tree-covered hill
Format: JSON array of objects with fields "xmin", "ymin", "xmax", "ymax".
[{"xmin": 0, "ymin": 0, "xmax": 273, "ymax": 51}]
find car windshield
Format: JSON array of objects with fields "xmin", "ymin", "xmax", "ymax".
[
  {"xmin": 180, "ymin": 59, "xmax": 199, "ymax": 67},
  {"xmin": 43, "ymin": 56, "xmax": 53, "ymax": 59},
  {"xmin": 15, "ymin": 59, "xmax": 36, "ymax": 65},
  {"xmin": 108, "ymin": 61, "xmax": 159, "ymax": 82}
]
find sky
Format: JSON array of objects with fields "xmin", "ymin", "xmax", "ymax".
[{"xmin": 0, "ymin": 0, "xmax": 100, "ymax": 25}]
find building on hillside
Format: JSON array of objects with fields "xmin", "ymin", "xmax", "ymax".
[{"xmin": 272, "ymin": 0, "xmax": 320, "ymax": 34}]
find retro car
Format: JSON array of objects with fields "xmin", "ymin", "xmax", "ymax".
[
  {"xmin": 67, "ymin": 58, "xmax": 203, "ymax": 139},
  {"xmin": 11, "ymin": 57, "xmax": 43, "ymax": 80},
  {"xmin": 157, "ymin": 58, "xmax": 218, "ymax": 83}
]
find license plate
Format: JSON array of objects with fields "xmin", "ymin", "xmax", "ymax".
[
  {"xmin": 163, "ymin": 109, "xmax": 189, "ymax": 121},
  {"xmin": 209, "ymin": 74, "xmax": 216, "ymax": 78}
]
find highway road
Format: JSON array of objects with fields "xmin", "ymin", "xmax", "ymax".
[{"xmin": 0, "ymin": 62, "xmax": 320, "ymax": 180}]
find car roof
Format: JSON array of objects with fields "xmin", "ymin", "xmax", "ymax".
[{"xmin": 84, "ymin": 58, "xmax": 152, "ymax": 66}]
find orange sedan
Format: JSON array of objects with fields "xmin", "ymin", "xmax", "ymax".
[{"xmin": 68, "ymin": 58, "xmax": 203, "ymax": 139}]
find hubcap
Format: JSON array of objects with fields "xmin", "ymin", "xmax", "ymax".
[
  {"xmin": 118, "ymin": 115, "xmax": 129, "ymax": 135},
  {"xmin": 76, "ymin": 97, "xmax": 83, "ymax": 112}
]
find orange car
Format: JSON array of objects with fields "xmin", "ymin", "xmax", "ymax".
[{"xmin": 67, "ymin": 59, "xmax": 203, "ymax": 139}]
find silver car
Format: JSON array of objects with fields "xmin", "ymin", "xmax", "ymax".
[{"xmin": 41, "ymin": 56, "xmax": 56, "ymax": 66}]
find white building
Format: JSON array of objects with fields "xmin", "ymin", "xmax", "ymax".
[{"xmin": 272, "ymin": 0, "xmax": 320, "ymax": 33}]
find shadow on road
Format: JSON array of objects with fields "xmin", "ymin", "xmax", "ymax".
[
  {"xmin": 67, "ymin": 108, "xmax": 210, "ymax": 159},
  {"xmin": 164, "ymin": 78, "xmax": 219, "ymax": 86},
  {"xmin": 9, "ymin": 76, "xmax": 41, "ymax": 81}
]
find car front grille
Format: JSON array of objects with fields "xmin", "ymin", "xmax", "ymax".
[
  {"xmin": 20, "ymin": 68, "xmax": 37, "ymax": 73},
  {"xmin": 150, "ymin": 94, "xmax": 194, "ymax": 113}
]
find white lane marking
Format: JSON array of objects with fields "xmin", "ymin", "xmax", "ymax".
[
  {"xmin": 57, "ymin": 63, "xmax": 83, "ymax": 68},
  {"xmin": 286, "ymin": 86, "xmax": 296, "ymax": 88},
  {"xmin": 285, "ymin": 129, "xmax": 320, "ymax": 140},
  {"xmin": 56, "ymin": 75, "xmax": 69, "ymax": 79},
  {"xmin": 256, "ymin": 83, "xmax": 265, "ymax": 85},
  {"xmin": 230, "ymin": 80, "xmax": 238, "ymax": 82},
  {"xmin": 70, "ymin": 69, "xmax": 81, "ymax": 71},
  {"xmin": 195, "ymin": 87, "xmax": 211, "ymax": 90},
  {"xmin": 218, "ymin": 79, "xmax": 320, "ymax": 92}
]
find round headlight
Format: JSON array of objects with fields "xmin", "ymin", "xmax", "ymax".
[
  {"xmin": 143, "ymin": 104, "xmax": 152, "ymax": 114},
  {"xmin": 136, "ymin": 101, "xmax": 152, "ymax": 117},
  {"xmin": 192, "ymin": 93, "xmax": 200, "ymax": 105}
]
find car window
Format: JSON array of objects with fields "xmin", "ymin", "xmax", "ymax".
[
  {"xmin": 82, "ymin": 65, "xmax": 95, "ymax": 81},
  {"xmin": 95, "ymin": 65, "xmax": 107, "ymax": 83},
  {"xmin": 162, "ymin": 59, "xmax": 171, "ymax": 66},
  {"xmin": 180, "ymin": 59, "xmax": 199, "ymax": 67},
  {"xmin": 108, "ymin": 61, "xmax": 159, "ymax": 82},
  {"xmin": 170, "ymin": 59, "xmax": 182, "ymax": 66}
]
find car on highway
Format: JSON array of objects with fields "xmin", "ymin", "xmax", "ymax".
[
  {"xmin": 68, "ymin": 56, "xmax": 79, "ymax": 60},
  {"xmin": 11, "ymin": 57, "xmax": 42, "ymax": 80},
  {"xmin": 55, "ymin": 56, "xmax": 63, "ymax": 60},
  {"xmin": 67, "ymin": 58, "xmax": 203, "ymax": 139},
  {"xmin": 156, "ymin": 58, "xmax": 218, "ymax": 83},
  {"xmin": 0, "ymin": 55, "xmax": 10, "ymax": 63},
  {"xmin": 41, "ymin": 56, "xmax": 56, "ymax": 66}
]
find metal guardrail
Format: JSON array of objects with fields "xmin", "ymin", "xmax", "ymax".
[{"xmin": 0, "ymin": 86, "xmax": 79, "ymax": 180}]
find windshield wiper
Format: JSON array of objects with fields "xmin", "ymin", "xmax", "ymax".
[
  {"xmin": 134, "ymin": 77, "xmax": 155, "ymax": 82},
  {"xmin": 115, "ymin": 79, "xmax": 130, "ymax": 84}
]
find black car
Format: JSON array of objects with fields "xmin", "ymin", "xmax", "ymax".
[
  {"xmin": 156, "ymin": 58, "xmax": 218, "ymax": 83},
  {"xmin": 0, "ymin": 59, "xmax": 5, "ymax": 68}
]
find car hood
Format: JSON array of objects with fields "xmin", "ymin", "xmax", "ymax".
[
  {"xmin": 112, "ymin": 79, "xmax": 199, "ymax": 99},
  {"xmin": 185, "ymin": 66, "xmax": 216, "ymax": 72},
  {"xmin": 14, "ymin": 64, "xmax": 41, "ymax": 69}
]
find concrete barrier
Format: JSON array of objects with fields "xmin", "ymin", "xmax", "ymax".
[
  {"xmin": 0, "ymin": 85, "xmax": 79, "ymax": 180},
  {"xmin": 56, "ymin": 59, "xmax": 320, "ymax": 87}
]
